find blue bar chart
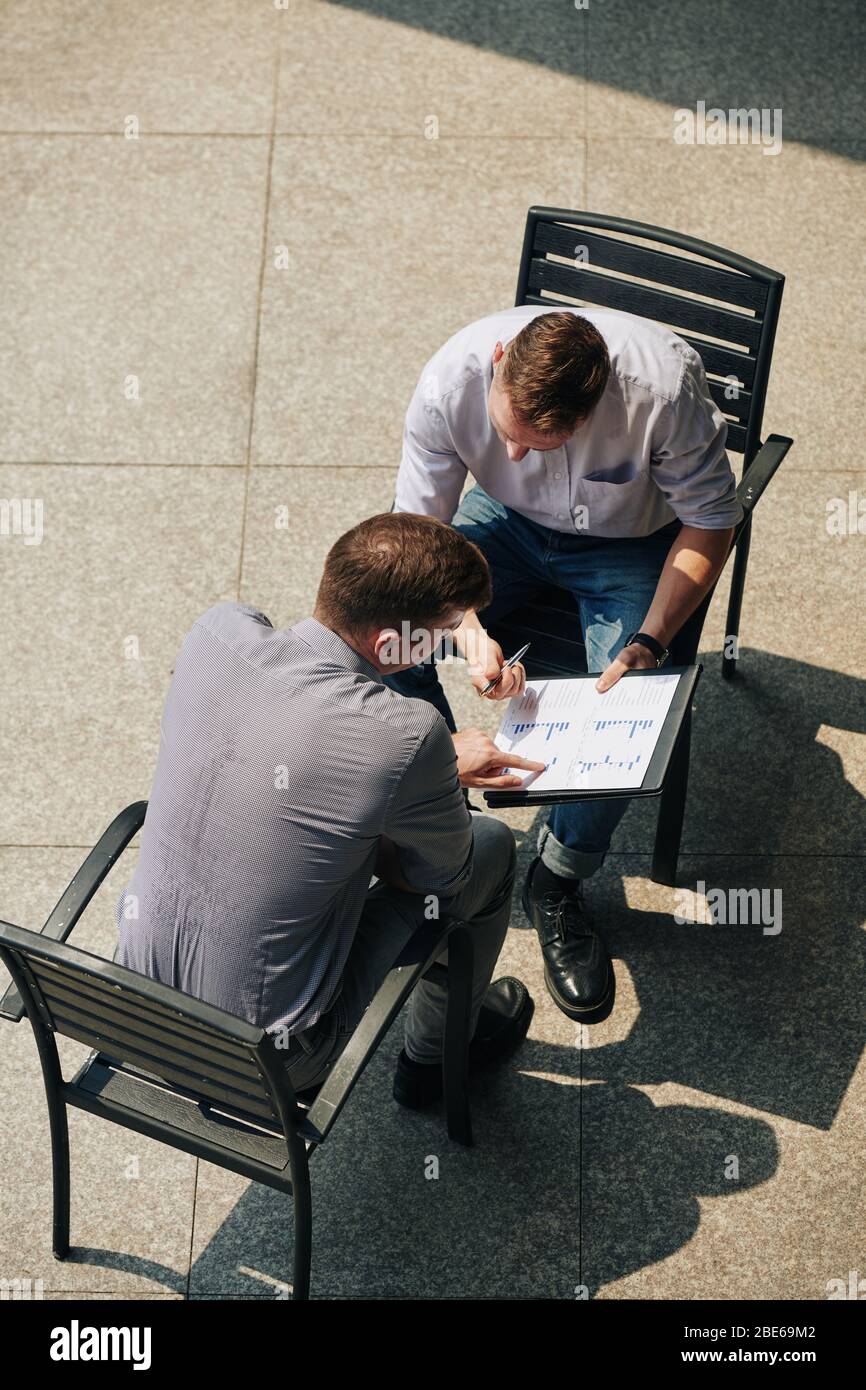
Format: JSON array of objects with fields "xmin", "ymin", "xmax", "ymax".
[{"xmin": 494, "ymin": 672, "xmax": 681, "ymax": 791}]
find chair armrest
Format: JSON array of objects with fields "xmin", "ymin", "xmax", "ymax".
[
  {"xmin": 733, "ymin": 434, "xmax": 794, "ymax": 541},
  {"xmin": 298, "ymin": 916, "xmax": 455, "ymax": 1144},
  {"xmin": 0, "ymin": 800, "xmax": 147, "ymax": 1023}
]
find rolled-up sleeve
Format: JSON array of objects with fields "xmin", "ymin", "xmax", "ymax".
[
  {"xmin": 394, "ymin": 376, "xmax": 467, "ymax": 523},
  {"xmin": 651, "ymin": 350, "xmax": 744, "ymax": 530},
  {"xmin": 385, "ymin": 714, "xmax": 474, "ymax": 895}
]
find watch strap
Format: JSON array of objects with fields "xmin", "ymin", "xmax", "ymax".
[{"xmin": 624, "ymin": 631, "xmax": 668, "ymax": 664}]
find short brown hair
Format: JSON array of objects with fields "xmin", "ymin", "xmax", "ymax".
[
  {"xmin": 498, "ymin": 311, "xmax": 610, "ymax": 434},
  {"xmin": 315, "ymin": 512, "xmax": 492, "ymax": 636}
]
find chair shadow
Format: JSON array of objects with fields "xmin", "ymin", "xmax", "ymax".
[{"xmin": 183, "ymin": 1043, "xmax": 777, "ymax": 1300}]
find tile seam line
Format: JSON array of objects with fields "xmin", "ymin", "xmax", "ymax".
[
  {"xmin": 235, "ymin": 48, "xmax": 280, "ymax": 604},
  {"xmin": 0, "ymin": 131, "xmax": 594, "ymax": 140},
  {"xmin": 186, "ymin": 1159, "xmax": 199, "ymax": 1301},
  {"xmin": 0, "ymin": 462, "xmax": 404, "ymax": 471}
]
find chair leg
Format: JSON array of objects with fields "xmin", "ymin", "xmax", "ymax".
[
  {"xmin": 291, "ymin": 1158, "xmax": 313, "ymax": 1301},
  {"xmin": 442, "ymin": 926, "xmax": 473, "ymax": 1147},
  {"xmin": 651, "ymin": 710, "xmax": 692, "ymax": 887},
  {"xmin": 48, "ymin": 1094, "xmax": 70, "ymax": 1259},
  {"xmin": 722, "ymin": 519, "xmax": 752, "ymax": 682}
]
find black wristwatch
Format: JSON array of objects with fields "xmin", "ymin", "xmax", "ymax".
[{"xmin": 624, "ymin": 631, "xmax": 669, "ymax": 667}]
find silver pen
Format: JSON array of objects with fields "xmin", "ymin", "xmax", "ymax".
[{"xmin": 481, "ymin": 642, "xmax": 531, "ymax": 695}]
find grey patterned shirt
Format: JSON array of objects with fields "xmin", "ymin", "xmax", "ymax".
[{"xmin": 117, "ymin": 605, "xmax": 473, "ymax": 1034}]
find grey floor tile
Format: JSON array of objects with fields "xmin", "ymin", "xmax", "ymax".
[
  {"xmin": 0, "ymin": 464, "xmax": 245, "ymax": 845},
  {"xmin": 0, "ymin": 0, "xmax": 278, "ymax": 134},
  {"xmin": 250, "ymin": 135, "xmax": 585, "ymax": 468},
  {"xmin": 0, "ymin": 136, "xmax": 268, "ymax": 464},
  {"xmin": 0, "ymin": 842, "xmax": 132, "ymax": 999},
  {"xmin": 277, "ymin": 0, "xmax": 587, "ymax": 137}
]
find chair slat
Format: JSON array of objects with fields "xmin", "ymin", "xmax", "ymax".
[
  {"xmin": 50, "ymin": 1017, "xmax": 278, "ymax": 1123},
  {"xmin": 682, "ymin": 338, "xmax": 756, "ymax": 389},
  {"xmin": 707, "ymin": 377, "xmax": 751, "ymax": 424},
  {"xmin": 30, "ymin": 956, "xmax": 260, "ymax": 1069},
  {"xmin": 41, "ymin": 1000, "xmax": 278, "ymax": 1121},
  {"xmin": 527, "ymin": 258, "xmax": 763, "ymax": 352},
  {"xmin": 535, "ymin": 221, "xmax": 769, "ymax": 313},
  {"xmin": 34, "ymin": 972, "xmax": 262, "ymax": 1084}
]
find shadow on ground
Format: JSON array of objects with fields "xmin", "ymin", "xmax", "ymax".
[{"xmin": 326, "ymin": 0, "xmax": 865, "ymax": 162}]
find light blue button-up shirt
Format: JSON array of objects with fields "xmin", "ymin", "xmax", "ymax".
[{"xmin": 395, "ymin": 306, "xmax": 743, "ymax": 538}]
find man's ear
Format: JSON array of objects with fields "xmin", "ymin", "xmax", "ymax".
[
  {"xmin": 491, "ymin": 340, "xmax": 505, "ymax": 369},
  {"xmin": 373, "ymin": 628, "xmax": 402, "ymax": 669}
]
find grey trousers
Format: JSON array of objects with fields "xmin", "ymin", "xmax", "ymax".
[{"xmin": 282, "ymin": 814, "xmax": 517, "ymax": 1092}]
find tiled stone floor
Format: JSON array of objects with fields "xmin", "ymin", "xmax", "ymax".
[{"xmin": 1, "ymin": 0, "xmax": 863, "ymax": 1299}]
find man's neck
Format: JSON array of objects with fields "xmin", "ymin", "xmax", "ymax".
[{"xmin": 312, "ymin": 611, "xmax": 378, "ymax": 671}]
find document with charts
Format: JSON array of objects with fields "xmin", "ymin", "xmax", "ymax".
[{"xmin": 493, "ymin": 672, "xmax": 682, "ymax": 793}]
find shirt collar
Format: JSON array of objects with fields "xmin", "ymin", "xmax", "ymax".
[{"xmin": 291, "ymin": 617, "xmax": 383, "ymax": 682}]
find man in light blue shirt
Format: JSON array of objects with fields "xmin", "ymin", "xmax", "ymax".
[{"xmin": 388, "ymin": 306, "xmax": 740, "ymax": 1025}]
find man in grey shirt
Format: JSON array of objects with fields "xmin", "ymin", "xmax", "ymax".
[{"xmin": 117, "ymin": 512, "xmax": 543, "ymax": 1107}]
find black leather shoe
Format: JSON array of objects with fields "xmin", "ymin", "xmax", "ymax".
[
  {"xmin": 393, "ymin": 977, "xmax": 534, "ymax": 1110},
  {"xmin": 522, "ymin": 858, "xmax": 615, "ymax": 1023}
]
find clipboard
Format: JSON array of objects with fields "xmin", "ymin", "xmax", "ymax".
[{"xmin": 484, "ymin": 664, "xmax": 702, "ymax": 808}]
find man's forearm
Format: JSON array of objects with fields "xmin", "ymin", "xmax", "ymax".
[
  {"xmin": 639, "ymin": 525, "xmax": 734, "ymax": 647},
  {"xmin": 453, "ymin": 609, "xmax": 486, "ymax": 665}
]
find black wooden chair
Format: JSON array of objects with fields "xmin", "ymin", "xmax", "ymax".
[
  {"xmin": 0, "ymin": 801, "xmax": 477, "ymax": 1300},
  {"xmin": 487, "ymin": 207, "xmax": 794, "ymax": 885}
]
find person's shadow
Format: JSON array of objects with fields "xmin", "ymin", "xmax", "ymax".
[
  {"xmin": 180, "ymin": 1067, "xmax": 777, "ymax": 1299},
  {"xmin": 514, "ymin": 648, "xmax": 866, "ymax": 1130}
]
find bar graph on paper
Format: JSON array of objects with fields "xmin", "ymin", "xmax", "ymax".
[{"xmin": 494, "ymin": 672, "xmax": 681, "ymax": 792}]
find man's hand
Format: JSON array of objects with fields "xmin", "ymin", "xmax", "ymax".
[
  {"xmin": 452, "ymin": 728, "xmax": 546, "ymax": 789},
  {"xmin": 595, "ymin": 640, "xmax": 657, "ymax": 693},
  {"xmin": 467, "ymin": 635, "xmax": 526, "ymax": 701},
  {"xmin": 454, "ymin": 612, "xmax": 525, "ymax": 702}
]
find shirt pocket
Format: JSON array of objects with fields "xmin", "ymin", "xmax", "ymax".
[
  {"xmin": 576, "ymin": 468, "xmax": 656, "ymax": 533},
  {"xmin": 583, "ymin": 460, "xmax": 640, "ymax": 484}
]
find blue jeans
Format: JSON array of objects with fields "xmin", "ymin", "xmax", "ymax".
[{"xmin": 385, "ymin": 485, "xmax": 697, "ymax": 879}]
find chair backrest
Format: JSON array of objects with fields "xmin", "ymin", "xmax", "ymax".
[
  {"xmin": 515, "ymin": 207, "xmax": 784, "ymax": 465},
  {"xmin": 0, "ymin": 921, "xmax": 291, "ymax": 1130}
]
